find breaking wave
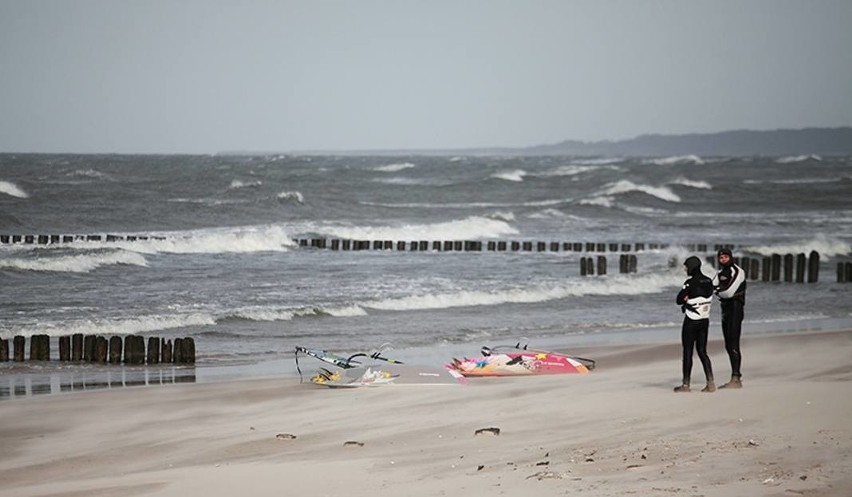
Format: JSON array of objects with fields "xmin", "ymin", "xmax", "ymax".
[
  {"xmin": 361, "ymin": 273, "xmax": 676, "ymax": 312},
  {"xmin": 670, "ymin": 177, "xmax": 712, "ymax": 189},
  {"xmin": 776, "ymin": 155, "xmax": 821, "ymax": 164},
  {"xmin": 0, "ymin": 180, "xmax": 28, "ymax": 198},
  {"xmin": 277, "ymin": 191, "xmax": 304, "ymax": 203},
  {"xmin": 491, "ymin": 169, "xmax": 527, "ymax": 182},
  {"xmin": 743, "ymin": 235, "xmax": 851, "ymax": 258},
  {"xmin": 600, "ymin": 180, "xmax": 681, "ymax": 202},
  {"xmin": 644, "ymin": 155, "xmax": 704, "ymax": 166},
  {"xmin": 229, "ymin": 179, "xmax": 263, "ymax": 189},
  {"xmin": 2, "ymin": 313, "xmax": 216, "ymax": 340},
  {"xmin": 319, "ymin": 215, "xmax": 518, "ymax": 241},
  {"xmin": 0, "ymin": 250, "xmax": 148, "ymax": 273},
  {"xmin": 374, "ymin": 162, "xmax": 416, "ymax": 172}
]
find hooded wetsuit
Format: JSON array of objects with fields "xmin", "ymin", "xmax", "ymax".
[
  {"xmin": 676, "ymin": 256, "xmax": 714, "ymax": 385},
  {"xmin": 715, "ymin": 248, "xmax": 746, "ymax": 379}
]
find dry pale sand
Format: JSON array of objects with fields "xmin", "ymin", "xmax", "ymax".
[{"xmin": 1, "ymin": 330, "xmax": 851, "ymax": 497}]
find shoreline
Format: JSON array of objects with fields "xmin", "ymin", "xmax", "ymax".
[
  {"xmin": 3, "ymin": 317, "xmax": 852, "ymax": 401},
  {"xmin": 1, "ymin": 328, "xmax": 850, "ymax": 497}
]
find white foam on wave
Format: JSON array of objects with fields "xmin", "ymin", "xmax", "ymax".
[
  {"xmin": 600, "ymin": 180, "xmax": 681, "ymax": 202},
  {"xmin": 361, "ymin": 273, "xmax": 677, "ymax": 313},
  {"xmin": 0, "ymin": 180, "xmax": 28, "ymax": 198},
  {"xmin": 542, "ymin": 163, "xmax": 622, "ymax": 177},
  {"xmin": 579, "ymin": 196, "xmax": 615, "ymax": 208},
  {"xmin": 105, "ymin": 225, "xmax": 297, "ymax": 254},
  {"xmin": 277, "ymin": 191, "xmax": 304, "ymax": 203},
  {"xmin": 321, "ymin": 215, "xmax": 519, "ymax": 241},
  {"xmin": 670, "ymin": 177, "xmax": 712, "ymax": 189},
  {"xmin": 374, "ymin": 162, "xmax": 416, "ymax": 172},
  {"xmin": 0, "ymin": 250, "xmax": 148, "ymax": 273},
  {"xmin": 229, "ymin": 304, "xmax": 368, "ymax": 322},
  {"xmin": 644, "ymin": 155, "xmax": 705, "ymax": 166},
  {"xmin": 2, "ymin": 313, "xmax": 216, "ymax": 340},
  {"xmin": 372, "ymin": 177, "xmax": 428, "ymax": 186},
  {"xmin": 743, "ymin": 235, "xmax": 851, "ymax": 258},
  {"xmin": 543, "ymin": 165, "xmax": 599, "ymax": 177},
  {"xmin": 491, "ymin": 169, "xmax": 527, "ymax": 182},
  {"xmin": 68, "ymin": 169, "xmax": 110, "ymax": 179},
  {"xmin": 229, "ymin": 179, "xmax": 263, "ymax": 189},
  {"xmin": 776, "ymin": 155, "xmax": 821, "ymax": 164}
]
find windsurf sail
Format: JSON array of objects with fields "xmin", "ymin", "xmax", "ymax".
[
  {"xmin": 483, "ymin": 341, "xmax": 596, "ymax": 371},
  {"xmin": 447, "ymin": 340, "xmax": 596, "ymax": 377},
  {"xmin": 294, "ymin": 345, "xmax": 404, "ymax": 383}
]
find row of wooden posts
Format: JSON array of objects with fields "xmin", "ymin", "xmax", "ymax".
[
  {"xmin": 295, "ymin": 239, "xmax": 732, "ymax": 253},
  {"xmin": 1, "ymin": 233, "xmax": 734, "ymax": 254},
  {"xmin": 580, "ymin": 252, "xmax": 845, "ymax": 283},
  {"xmin": 705, "ymin": 252, "xmax": 822, "ymax": 283},
  {"xmin": 0, "ymin": 335, "xmax": 196, "ymax": 364},
  {"xmin": 581, "ymin": 255, "xmax": 638, "ymax": 276}
]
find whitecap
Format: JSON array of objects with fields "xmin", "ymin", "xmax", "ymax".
[
  {"xmin": 776, "ymin": 155, "xmax": 822, "ymax": 164},
  {"xmin": 491, "ymin": 169, "xmax": 527, "ymax": 182},
  {"xmin": 4, "ymin": 313, "xmax": 216, "ymax": 339},
  {"xmin": 579, "ymin": 196, "xmax": 615, "ymax": 208},
  {"xmin": 101, "ymin": 225, "xmax": 297, "ymax": 254},
  {"xmin": 321, "ymin": 215, "xmax": 518, "ymax": 241},
  {"xmin": 644, "ymin": 155, "xmax": 704, "ymax": 166},
  {"xmin": 277, "ymin": 191, "xmax": 304, "ymax": 203},
  {"xmin": 600, "ymin": 180, "xmax": 681, "ymax": 202},
  {"xmin": 0, "ymin": 250, "xmax": 148, "ymax": 273},
  {"xmin": 0, "ymin": 180, "xmax": 28, "ymax": 198},
  {"xmin": 374, "ymin": 162, "xmax": 416, "ymax": 172},
  {"xmin": 743, "ymin": 235, "xmax": 851, "ymax": 258},
  {"xmin": 669, "ymin": 177, "xmax": 712, "ymax": 189},
  {"xmin": 229, "ymin": 179, "xmax": 263, "ymax": 189},
  {"xmin": 361, "ymin": 273, "xmax": 678, "ymax": 312}
]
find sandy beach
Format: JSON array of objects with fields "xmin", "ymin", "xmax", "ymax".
[{"xmin": 1, "ymin": 330, "xmax": 850, "ymax": 497}]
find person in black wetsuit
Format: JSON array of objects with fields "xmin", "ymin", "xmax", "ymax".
[
  {"xmin": 674, "ymin": 256, "xmax": 715, "ymax": 393},
  {"xmin": 714, "ymin": 248, "xmax": 746, "ymax": 389}
]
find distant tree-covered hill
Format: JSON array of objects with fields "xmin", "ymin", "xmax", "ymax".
[{"xmin": 523, "ymin": 127, "xmax": 852, "ymax": 157}]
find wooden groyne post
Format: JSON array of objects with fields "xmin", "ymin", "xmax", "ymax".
[{"xmin": 0, "ymin": 335, "xmax": 196, "ymax": 364}]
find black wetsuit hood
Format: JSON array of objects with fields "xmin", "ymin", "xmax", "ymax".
[{"xmin": 684, "ymin": 256, "xmax": 703, "ymax": 276}]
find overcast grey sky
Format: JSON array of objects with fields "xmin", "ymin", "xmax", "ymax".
[{"xmin": 1, "ymin": 1, "xmax": 851, "ymax": 154}]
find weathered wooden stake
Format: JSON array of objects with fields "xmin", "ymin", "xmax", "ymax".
[
  {"xmin": 13, "ymin": 336, "xmax": 25, "ymax": 361},
  {"xmin": 162, "ymin": 339, "xmax": 173, "ymax": 363},
  {"xmin": 771, "ymin": 254, "xmax": 782, "ymax": 282},
  {"xmin": 94, "ymin": 336, "xmax": 108, "ymax": 363},
  {"xmin": 83, "ymin": 335, "xmax": 96, "ymax": 361},
  {"xmin": 807, "ymin": 251, "xmax": 820, "ymax": 283},
  {"xmin": 174, "ymin": 338, "xmax": 184, "ymax": 363},
  {"xmin": 783, "ymin": 254, "xmax": 793, "ymax": 282},
  {"xmin": 147, "ymin": 337, "xmax": 161, "ymax": 364},
  {"xmin": 59, "ymin": 336, "xmax": 71, "ymax": 361},
  {"xmin": 72, "ymin": 333, "xmax": 83, "ymax": 361},
  {"xmin": 762, "ymin": 257, "xmax": 771, "ymax": 282},
  {"xmin": 109, "ymin": 336, "xmax": 122, "ymax": 364},
  {"xmin": 179, "ymin": 337, "xmax": 196, "ymax": 364},
  {"xmin": 750, "ymin": 259, "xmax": 760, "ymax": 281},
  {"xmin": 839, "ymin": 262, "xmax": 847, "ymax": 283},
  {"xmin": 596, "ymin": 256, "xmax": 607, "ymax": 275},
  {"xmin": 0, "ymin": 338, "xmax": 8, "ymax": 361},
  {"xmin": 29, "ymin": 334, "xmax": 50, "ymax": 361},
  {"xmin": 124, "ymin": 335, "xmax": 145, "ymax": 364}
]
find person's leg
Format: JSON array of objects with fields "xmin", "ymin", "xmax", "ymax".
[
  {"xmin": 676, "ymin": 320, "xmax": 696, "ymax": 392},
  {"xmin": 695, "ymin": 319, "xmax": 715, "ymax": 392},
  {"xmin": 720, "ymin": 301, "xmax": 744, "ymax": 388}
]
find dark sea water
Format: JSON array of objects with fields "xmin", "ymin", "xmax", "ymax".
[{"xmin": 2, "ymin": 153, "xmax": 851, "ymax": 396}]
